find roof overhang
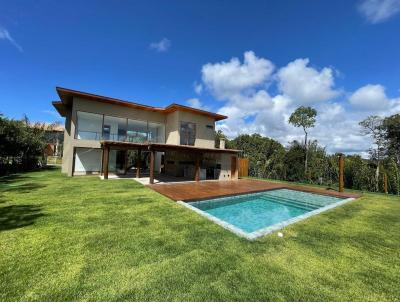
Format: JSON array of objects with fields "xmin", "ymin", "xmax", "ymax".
[
  {"xmin": 53, "ymin": 87, "xmax": 227, "ymax": 121},
  {"xmin": 100, "ymin": 141, "xmax": 241, "ymax": 154}
]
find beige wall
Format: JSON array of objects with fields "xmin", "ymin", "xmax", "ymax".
[
  {"xmin": 165, "ymin": 111, "xmax": 179, "ymax": 145},
  {"xmin": 165, "ymin": 110, "xmax": 215, "ymax": 148}
]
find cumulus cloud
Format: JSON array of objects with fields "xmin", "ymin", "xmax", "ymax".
[
  {"xmin": 277, "ymin": 58, "xmax": 339, "ymax": 104},
  {"xmin": 193, "ymin": 82, "xmax": 203, "ymax": 94},
  {"xmin": 186, "ymin": 98, "xmax": 209, "ymax": 111},
  {"xmin": 201, "ymin": 51, "xmax": 274, "ymax": 99},
  {"xmin": 149, "ymin": 38, "xmax": 171, "ymax": 52},
  {"xmin": 358, "ymin": 0, "xmax": 400, "ymax": 23},
  {"xmin": 0, "ymin": 27, "xmax": 23, "ymax": 52},
  {"xmin": 349, "ymin": 84, "xmax": 389, "ymax": 110},
  {"xmin": 195, "ymin": 51, "xmax": 400, "ymax": 155}
]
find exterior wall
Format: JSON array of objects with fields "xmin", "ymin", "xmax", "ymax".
[
  {"xmin": 165, "ymin": 110, "xmax": 215, "ymax": 148},
  {"xmin": 61, "ymin": 110, "xmax": 73, "ymax": 175},
  {"xmin": 165, "ymin": 111, "xmax": 179, "ymax": 145}
]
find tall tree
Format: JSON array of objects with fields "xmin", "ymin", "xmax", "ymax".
[
  {"xmin": 359, "ymin": 115, "xmax": 386, "ymax": 192},
  {"xmin": 288, "ymin": 106, "xmax": 317, "ymax": 176}
]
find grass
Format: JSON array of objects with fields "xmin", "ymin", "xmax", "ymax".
[{"xmin": 0, "ymin": 168, "xmax": 399, "ymax": 301}]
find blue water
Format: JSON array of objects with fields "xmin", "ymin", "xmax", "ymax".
[{"xmin": 190, "ymin": 189, "xmax": 342, "ymax": 233}]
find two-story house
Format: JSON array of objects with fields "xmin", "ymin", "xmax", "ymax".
[{"xmin": 53, "ymin": 87, "xmax": 240, "ymax": 184}]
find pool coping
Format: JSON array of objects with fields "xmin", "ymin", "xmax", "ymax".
[{"xmin": 177, "ymin": 191, "xmax": 356, "ymax": 240}]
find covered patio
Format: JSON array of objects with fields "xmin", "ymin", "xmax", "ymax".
[{"xmin": 100, "ymin": 141, "xmax": 241, "ymax": 184}]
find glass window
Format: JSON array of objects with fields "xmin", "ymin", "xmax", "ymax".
[
  {"xmin": 126, "ymin": 119, "xmax": 148, "ymax": 143},
  {"xmin": 76, "ymin": 111, "xmax": 103, "ymax": 140},
  {"xmin": 180, "ymin": 121, "xmax": 196, "ymax": 146},
  {"xmin": 103, "ymin": 115, "xmax": 127, "ymax": 141},
  {"xmin": 74, "ymin": 148, "xmax": 101, "ymax": 173},
  {"xmin": 148, "ymin": 122, "xmax": 165, "ymax": 143}
]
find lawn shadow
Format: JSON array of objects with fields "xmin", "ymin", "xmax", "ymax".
[
  {"xmin": 0, "ymin": 204, "xmax": 45, "ymax": 231},
  {"xmin": 0, "ymin": 173, "xmax": 31, "ymax": 184},
  {"xmin": 0, "ymin": 182, "xmax": 47, "ymax": 193}
]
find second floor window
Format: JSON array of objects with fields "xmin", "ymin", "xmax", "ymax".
[{"xmin": 180, "ymin": 121, "xmax": 196, "ymax": 146}]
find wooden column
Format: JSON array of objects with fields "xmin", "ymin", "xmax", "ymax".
[
  {"xmin": 339, "ymin": 153, "xmax": 344, "ymax": 193},
  {"xmin": 384, "ymin": 173, "xmax": 388, "ymax": 194},
  {"xmin": 194, "ymin": 155, "xmax": 200, "ymax": 182},
  {"xmin": 124, "ymin": 150, "xmax": 128, "ymax": 175},
  {"xmin": 103, "ymin": 146, "xmax": 109, "ymax": 180},
  {"xmin": 149, "ymin": 150, "xmax": 155, "ymax": 184},
  {"xmin": 136, "ymin": 149, "xmax": 141, "ymax": 178}
]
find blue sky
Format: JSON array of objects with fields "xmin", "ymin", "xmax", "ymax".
[{"xmin": 1, "ymin": 0, "xmax": 399, "ymax": 154}]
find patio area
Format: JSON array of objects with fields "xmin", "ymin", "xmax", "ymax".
[{"xmin": 148, "ymin": 179, "xmax": 361, "ymax": 202}]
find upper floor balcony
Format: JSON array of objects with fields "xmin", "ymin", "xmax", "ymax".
[{"xmin": 75, "ymin": 111, "xmax": 165, "ymax": 144}]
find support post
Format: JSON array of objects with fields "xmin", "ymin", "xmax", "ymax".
[
  {"xmin": 149, "ymin": 150, "xmax": 155, "ymax": 184},
  {"xmin": 103, "ymin": 146, "xmax": 109, "ymax": 180},
  {"xmin": 384, "ymin": 173, "xmax": 388, "ymax": 194},
  {"xmin": 124, "ymin": 150, "xmax": 128, "ymax": 175},
  {"xmin": 136, "ymin": 149, "xmax": 141, "ymax": 178},
  {"xmin": 195, "ymin": 155, "xmax": 200, "ymax": 181},
  {"xmin": 339, "ymin": 153, "xmax": 344, "ymax": 193}
]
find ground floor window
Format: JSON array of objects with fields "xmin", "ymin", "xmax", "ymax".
[{"xmin": 74, "ymin": 148, "xmax": 102, "ymax": 174}]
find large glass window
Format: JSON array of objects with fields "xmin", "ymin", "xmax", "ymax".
[
  {"xmin": 148, "ymin": 122, "xmax": 165, "ymax": 143},
  {"xmin": 74, "ymin": 148, "xmax": 101, "ymax": 173},
  {"xmin": 126, "ymin": 119, "xmax": 148, "ymax": 143},
  {"xmin": 180, "ymin": 121, "xmax": 196, "ymax": 146},
  {"xmin": 76, "ymin": 111, "xmax": 103, "ymax": 140},
  {"xmin": 103, "ymin": 115, "xmax": 127, "ymax": 141}
]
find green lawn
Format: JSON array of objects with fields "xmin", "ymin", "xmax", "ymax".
[{"xmin": 0, "ymin": 168, "xmax": 399, "ymax": 302}]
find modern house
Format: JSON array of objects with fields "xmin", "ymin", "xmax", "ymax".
[{"xmin": 52, "ymin": 87, "xmax": 241, "ymax": 183}]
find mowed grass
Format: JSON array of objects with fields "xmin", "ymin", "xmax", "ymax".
[{"xmin": 0, "ymin": 168, "xmax": 399, "ymax": 302}]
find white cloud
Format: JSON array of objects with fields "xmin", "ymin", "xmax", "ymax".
[
  {"xmin": 197, "ymin": 51, "xmax": 400, "ymax": 155},
  {"xmin": 277, "ymin": 58, "xmax": 339, "ymax": 104},
  {"xmin": 349, "ymin": 84, "xmax": 389, "ymax": 110},
  {"xmin": 193, "ymin": 82, "xmax": 203, "ymax": 94},
  {"xmin": 201, "ymin": 51, "xmax": 274, "ymax": 100},
  {"xmin": 0, "ymin": 27, "xmax": 23, "ymax": 52},
  {"xmin": 149, "ymin": 38, "xmax": 171, "ymax": 52},
  {"xmin": 186, "ymin": 98, "xmax": 209, "ymax": 111},
  {"xmin": 358, "ymin": 0, "xmax": 400, "ymax": 23}
]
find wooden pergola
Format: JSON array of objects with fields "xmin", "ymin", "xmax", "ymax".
[{"xmin": 100, "ymin": 141, "xmax": 241, "ymax": 184}]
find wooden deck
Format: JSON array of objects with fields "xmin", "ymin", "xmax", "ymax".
[{"xmin": 148, "ymin": 179, "xmax": 360, "ymax": 201}]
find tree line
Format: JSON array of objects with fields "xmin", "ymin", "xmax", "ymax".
[
  {"xmin": 0, "ymin": 114, "xmax": 57, "ymax": 175},
  {"xmin": 217, "ymin": 108, "xmax": 400, "ymax": 195}
]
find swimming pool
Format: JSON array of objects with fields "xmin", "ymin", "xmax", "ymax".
[{"xmin": 179, "ymin": 189, "xmax": 354, "ymax": 240}]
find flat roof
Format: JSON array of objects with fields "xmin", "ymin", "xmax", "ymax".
[
  {"xmin": 100, "ymin": 141, "xmax": 241, "ymax": 154},
  {"xmin": 52, "ymin": 87, "xmax": 227, "ymax": 121}
]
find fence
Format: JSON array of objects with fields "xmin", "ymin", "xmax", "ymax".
[{"xmin": 238, "ymin": 158, "xmax": 249, "ymax": 178}]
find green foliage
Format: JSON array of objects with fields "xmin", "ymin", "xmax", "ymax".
[
  {"xmin": 0, "ymin": 115, "xmax": 47, "ymax": 175},
  {"xmin": 230, "ymin": 134, "xmax": 286, "ymax": 179},
  {"xmin": 288, "ymin": 106, "xmax": 317, "ymax": 133}
]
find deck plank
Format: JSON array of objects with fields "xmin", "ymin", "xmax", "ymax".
[{"xmin": 147, "ymin": 179, "xmax": 360, "ymax": 201}]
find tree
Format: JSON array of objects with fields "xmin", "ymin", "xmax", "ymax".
[
  {"xmin": 288, "ymin": 106, "xmax": 317, "ymax": 176},
  {"xmin": 359, "ymin": 115, "xmax": 386, "ymax": 192}
]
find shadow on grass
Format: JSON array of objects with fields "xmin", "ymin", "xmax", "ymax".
[
  {"xmin": 0, "ymin": 204, "xmax": 45, "ymax": 231},
  {"xmin": 0, "ymin": 182, "xmax": 47, "ymax": 193}
]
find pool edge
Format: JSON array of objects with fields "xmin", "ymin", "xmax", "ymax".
[{"xmin": 178, "ymin": 196, "xmax": 356, "ymax": 241}]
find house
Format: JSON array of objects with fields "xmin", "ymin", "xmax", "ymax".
[
  {"xmin": 43, "ymin": 124, "xmax": 64, "ymax": 157},
  {"xmin": 52, "ymin": 87, "xmax": 241, "ymax": 183}
]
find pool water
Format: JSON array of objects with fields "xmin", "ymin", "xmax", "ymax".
[{"xmin": 186, "ymin": 189, "xmax": 347, "ymax": 237}]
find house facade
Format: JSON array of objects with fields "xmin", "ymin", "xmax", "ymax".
[{"xmin": 53, "ymin": 87, "xmax": 240, "ymax": 183}]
